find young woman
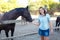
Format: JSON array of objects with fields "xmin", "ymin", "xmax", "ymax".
[{"xmin": 32, "ymin": 7, "xmax": 53, "ymax": 40}]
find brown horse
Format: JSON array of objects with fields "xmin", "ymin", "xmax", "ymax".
[
  {"xmin": 0, "ymin": 6, "xmax": 32, "ymax": 38},
  {"xmin": 55, "ymin": 16, "xmax": 60, "ymax": 31}
]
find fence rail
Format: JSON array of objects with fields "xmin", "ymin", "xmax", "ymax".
[{"xmin": 0, "ymin": 20, "xmax": 25, "ymax": 24}]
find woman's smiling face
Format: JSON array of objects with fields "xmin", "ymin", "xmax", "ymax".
[{"xmin": 39, "ymin": 8, "xmax": 45, "ymax": 15}]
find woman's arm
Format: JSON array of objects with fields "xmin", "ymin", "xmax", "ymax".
[
  {"xmin": 49, "ymin": 21, "xmax": 53, "ymax": 29},
  {"xmin": 47, "ymin": 14, "xmax": 53, "ymax": 32},
  {"xmin": 49, "ymin": 21, "xmax": 53, "ymax": 33}
]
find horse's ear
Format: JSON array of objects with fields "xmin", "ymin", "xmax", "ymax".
[{"xmin": 26, "ymin": 6, "xmax": 29, "ymax": 9}]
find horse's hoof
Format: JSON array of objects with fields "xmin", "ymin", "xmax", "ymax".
[
  {"xmin": 57, "ymin": 29, "xmax": 59, "ymax": 31},
  {"xmin": 55, "ymin": 29, "xmax": 59, "ymax": 31},
  {"xmin": 54, "ymin": 29, "xmax": 57, "ymax": 31}
]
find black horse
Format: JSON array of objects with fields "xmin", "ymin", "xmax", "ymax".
[
  {"xmin": 0, "ymin": 6, "xmax": 32, "ymax": 37},
  {"xmin": 55, "ymin": 16, "xmax": 60, "ymax": 31}
]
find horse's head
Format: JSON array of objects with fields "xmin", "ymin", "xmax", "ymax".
[{"xmin": 21, "ymin": 6, "xmax": 32, "ymax": 22}]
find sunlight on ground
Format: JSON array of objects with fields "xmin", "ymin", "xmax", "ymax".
[{"xmin": 54, "ymin": 12, "xmax": 60, "ymax": 16}]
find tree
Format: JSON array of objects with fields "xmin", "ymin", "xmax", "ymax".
[{"xmin": 0, "ymin": 0, "xmax": 18, "ymax": 13}]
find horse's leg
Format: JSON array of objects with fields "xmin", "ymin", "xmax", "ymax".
[
  {"xmin": 5, "ymin": 30, "xmax": 9, "ymax": 37},
  {"xmin": 10, "ymin": 23, "xmax": 15, "ymax": 40},
  {"xmin": 11, "ymin": 23, "xmax": 15, "ymax": 37},
  {"xmin": 11, "ymin": 28, "xmax": 14, "ymax": 37},
  {"xmin": 10, "ymin": 29, "xmax": 14, "ymax": 40},
  {"xmin": 55, "ymin": 19, "xmax": 59, "ymax": 31},
  {"xmin": 57, "ymin": 22, "xmax": 60, "ymax": 31}
]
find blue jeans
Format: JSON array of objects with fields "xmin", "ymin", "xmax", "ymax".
[{"xmin": 38, "ymin": 29, "xmax": 49, "ymax": 37}]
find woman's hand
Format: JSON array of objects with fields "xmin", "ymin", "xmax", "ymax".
[{"xmin": 50, "ymin": 29, "xmax": 54, "ymax": 34}]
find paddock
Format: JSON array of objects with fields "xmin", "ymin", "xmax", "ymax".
[{"xmin": 0, "ymin": 17, "xmax": 60, "ymax": 40}]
